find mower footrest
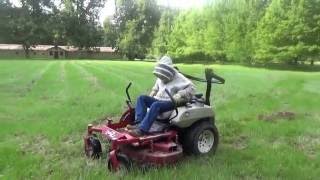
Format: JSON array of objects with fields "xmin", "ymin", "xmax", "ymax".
[
  {"xmin": 120, "ymin": 144, "xmax": 183, "ymax": 166},
  {"xmin": 102, "ymin": 126, "xmax": 126, "ymax": 140},
  {"xmin": 153, "ymin": 142, "xmax": 178, "ymax": 152}
]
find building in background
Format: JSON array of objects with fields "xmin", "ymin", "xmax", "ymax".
[{"xmin": 0, "ymin": 44, "xmax": 121, "ymax": 59}]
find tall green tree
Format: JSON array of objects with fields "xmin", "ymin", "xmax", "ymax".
[
  {"xmin": 166, "ymin": 10, "xmax": 209, "ymax": 61},
  {"xmin": 103, "ymin": 17, "xmax": 118, "ymax": 48},
  {"xmin": 295, "ymin": 0, "xmax": 320, "ymax": 65},
  {"xmin": 151, "ymin": 8, "xmax": 177, "ymax": 56},
  {"xmin": 255, "ymin": 0, "xmax": 320, "ymax": 64},
  {"xmin": 106, "ymin": 0, "xmax": 160, "ymax": 59},
  {"xmin": 0, "ymin": 0, "xmax": 15, "ymax": 43},
  {"xmin": 61, "ymin": 0, "xmax": 105, "ymax": 49},
  {"xmin": 9, "ymin": 0, "xmax": 54, "ymax": 57},
  {"xmin": 160, "ymin": 0, "xmax": 271, "ymax": 63}
]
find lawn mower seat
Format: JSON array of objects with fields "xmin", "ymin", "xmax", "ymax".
[
  {"xmin": 155, "ymin": 93, "xmax": 205, "ymax": 120},
  {"xmin": 157, "ymin": 111, "xmax": 173, "ymax": 121},
  {"xmin": 149, "ymin": 120, "xmax": 170, "ymax": 133},
  {"xmin": 150, "ymin": 94, "xmax": 204, "ymax": 133},
  {"xmin": 156, "ymin": 101, "xmax": 188, "ymax": 120}
]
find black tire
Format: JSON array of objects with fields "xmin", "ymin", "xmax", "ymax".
[
  {"xmin": 183, "ymin": 120, "xmax": 219, "ymax": 155},
  {"xmin": 85, "ymin": 135, "xmax": 102, "ymax": 159},
  {"xmin": 107, "ymin": 153, "xmax": 132, "ymax": 173}
]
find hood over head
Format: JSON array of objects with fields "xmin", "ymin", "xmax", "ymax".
[{"xmin": 153, "ymin": 56, "xmax": 176, "ymax": 83}]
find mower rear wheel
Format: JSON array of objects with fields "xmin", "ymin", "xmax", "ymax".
[
  {"xmin": 183, "ymin": 120, "xmax": 219, "ymax": 155},
  {"xmin": 107, "ymin": 153, "xmax": 132, "ymax": 173},
  {"xmin": 85, "ymin": 135, "xmax": 102, "ymax": 159}
]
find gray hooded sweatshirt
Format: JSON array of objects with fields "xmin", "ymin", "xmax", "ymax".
[{"xmin": 151, "ymin": 56, "xmax": 195, "ymax": 104}]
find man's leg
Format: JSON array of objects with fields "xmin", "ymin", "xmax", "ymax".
[
  {"xmin": 135, "ymin": 95, "xmax": 158, "ymax": 124},
  {"xmin": 139, "ymin": 101, "xmax": 174, "ymax": 132}
]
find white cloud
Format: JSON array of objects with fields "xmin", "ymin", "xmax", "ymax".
[
  {"xmin": 157, "ymin": 0, "xmax": 205, "ymax": 9},
  {"xmin": 9, "ymin": 0, "xmax": 21, "ymax": 7},
  {"xmin": 99, "ymin": 0, "xmax": 116, "ymax": 24}
]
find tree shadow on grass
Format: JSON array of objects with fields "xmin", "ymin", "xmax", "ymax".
[
  {"xmin": 178, "ymin": 60, "xmax": 320, "ymax": 72},
  {"xmin": 242, "ymin": 63, "xmax": 320, "ymax": 72}
]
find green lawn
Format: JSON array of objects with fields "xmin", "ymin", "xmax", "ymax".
[{"xmin": 0, "ymin": 60, "xmax": 319, "ymax": 179}]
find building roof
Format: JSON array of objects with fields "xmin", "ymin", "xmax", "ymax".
[
  {"xmin": 95, "ymin": 47, "xmax": 115, "ymax": 53},
  {"xmin": 59, "ymin": 46, "xmax": 78, "ymax": 52},
  {"xmin": 0, "ymin": 44, "xmax": 116, "ymax": 52},
  {"xmin": 0, "ymin": 44, "xmax": 24, "ymax": 50},
  {"xmin": 33, "ymin": 45, "xmax": 54, "ymax": 51}
]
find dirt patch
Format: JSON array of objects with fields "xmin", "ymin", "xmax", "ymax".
[
  {"xmin": 294, "ymin": 135, "xmax": 320, "ymax": 159},
  {"xmin": 258, "ymin": 111, "xmax": 296, "ymax": 122},
  {"xmin": 232, "ymin": 135, "xmax": 248, "ymax": 150},
  {"xmin": 19, "ymin": 135, "xmax": 52, "ymax": 156},
  {"xmin": 270, "ymin": 138, "xmax": 286, "ymax": 149}
]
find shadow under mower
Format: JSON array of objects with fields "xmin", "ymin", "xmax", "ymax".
[{"xmin": 84, "ymin": 68, "xmax": 225, "ymax": 172}]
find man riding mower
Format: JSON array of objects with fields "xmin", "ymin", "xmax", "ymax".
[{"xmin": 84, "ymin": 56, "xmax": 225, "ymax": 171}]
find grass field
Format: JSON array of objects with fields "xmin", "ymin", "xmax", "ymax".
[{"xmin": 0, "ymin": 60, "xmax": 319, "ymax": 179}]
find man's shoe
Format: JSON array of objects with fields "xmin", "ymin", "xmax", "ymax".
[
  {"xmin": 128, "ymin": 128, "xmax": 146, "ymax": 137},
  {"xmin": 126, "ymin": 124, "xmax": 139, "ymax": 130}
]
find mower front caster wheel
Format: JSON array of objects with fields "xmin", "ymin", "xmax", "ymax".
[
  {"xmin": 184, "ymin": 120, "xmax": 219, "ymax": 155},
  {"xmin": 84, "ymin": 135, "xmax": 102, "ymax": 159},
  {"xmin": 107, "ymin": 153, "xmax": 132, "ymax": 173}
]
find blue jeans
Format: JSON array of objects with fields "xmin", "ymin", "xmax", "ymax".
[{"xmin": 135, "ymin": 95, "xmax": 174, "ymax": 132}]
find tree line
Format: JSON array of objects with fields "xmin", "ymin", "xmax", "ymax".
[
  {"xmin": 1, "ymin": 0, "xmax": 319, "ymax": 64},
  {"xmin": 0, "ymin": 0, "xmax": 104, "ymax": 57},
  {"xmin": 105, "ymin": 0, "xmax": 319, "ymax": 64}
]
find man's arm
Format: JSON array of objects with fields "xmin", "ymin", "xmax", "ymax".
[
  {"xmin": 173, "ymin": 84, "xmax": 196, "ymax": 105},
  {"xmin": 149, "ymin": 81, "xmax": 159, "ymax": 97}
]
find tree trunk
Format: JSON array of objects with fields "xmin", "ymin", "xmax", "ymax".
[
  {"xmin": 23, "ymin": 44, "xmax": 30, "ymax": 58},
  {"xmin": 311, "ymin": 60, "xmax": 314, "ymax": 66},
  {"xmin": 127, "ymin": 53, "xmax": 134, "ymax": 60}
]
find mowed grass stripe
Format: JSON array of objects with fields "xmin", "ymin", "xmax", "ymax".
[
  {"xmin": 78, "ymin": 61, "xmax": 162, "ymax": 98},
  {"xmin": 0, "ymin": 62, "xmax": 70, "ymax": 141},
  {"xmin": 0, "ymin": 61, "xmax": 52, "ymax": 95},
  {"xmin": 23, "ymin": 61, "xmax": 66, "ymax": 98},
  {"xmin": 72, "ymin": 62, "xmax": 130, "ymax": 117},
  {"xmin": 78, "ymin": 61, "xmax": 142, "ymax": 89},
  {"xmin": 46, "ymin": 61, "xmax": 127, "ymax": 136},
  {"xmin": 82, "ymin": 60, "xmax": 154, "ymax": 74},
  {"xmin": 0, "ymin": 61, "xmax": 56, "ymax": 138},
  {"xmin": 1, "ymin": 61, "xmax": 91, "ymax": 139},
  {"xmin": 0, "ymin": 60, "xmax": 47, "ymax": 79},
  {"xmin": 0, "ymin": 62, "xmax": 58, "ymax": 179},
  {"xmin": 66, "ymin": 61, "xmax": 120, "ymax": 102},
  {"xmin": 16, "ymin": 61, "xmax": 56, "ymax": 98},
  {"xmin": 71, "ymin": 61, "xmax": 103, "ymax": 91},
  {"xmin": 75, "ymin": 62, "xmax": 129, "ymax": 96}
]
